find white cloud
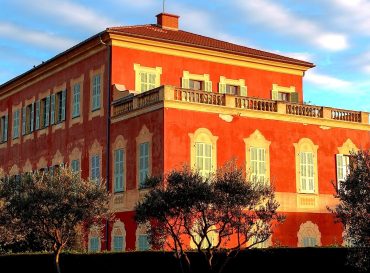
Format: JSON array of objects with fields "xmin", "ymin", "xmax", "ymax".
[
  {"xmin": 305, "ymin": 70, "xmax": 351, "ymax": 91},
  {"xmin": 235, "ymin": 0, "xmax": 348, "ymax": 51},
  {"xmin": 330, "ymin": 0, "xmax": 370, "ymax": 35},
  {"xmin": 21, "ymin": 0, "xmax": 121, "ymax": 31},
  {"xmin": 0, "ymin": 22, "xmax": 76, "ymax": 51},
  {"xmin": 363, "ymin": 65, "xmax": 370, "ymax": 75}
]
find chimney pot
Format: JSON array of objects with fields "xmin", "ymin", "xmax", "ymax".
[{"xmin": 156, "ymin": 13, "xmax": 180, "ymax": 30}]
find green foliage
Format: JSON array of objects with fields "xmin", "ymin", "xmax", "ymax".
[
  {"xmin": 0, "ymin": 167, "xmax": 111, "ymax": 272},
  {"xmin": 135, "ymin": 162, "xmax": 285, "ymax": 273},
  {"xmin": 331, "ymin": 150, "xmax": 370, "ymax": 271}
]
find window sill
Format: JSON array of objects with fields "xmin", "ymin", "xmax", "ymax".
[
  {"xmin": 114, "ymin": 190, "xmax": 125, "ymax": 194},
  {"xmin": 92, "ymin": 107, "xmax": 101, "ymax": 112},
  {"xmin": 72, "ymin": 115, "xmax": 80, "ymax": 119}
]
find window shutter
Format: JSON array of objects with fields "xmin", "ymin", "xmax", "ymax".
[
  {"xmin": 336, "ymin": 154, "xmax": 344, "ymax": 189},
  {"xmin": 240, "ymin": 85, "xmax": 247, "ymax": 97},
  {"xmin": 290, "ymin": 92, "xmax": 299, "ymax": 103},
  {"xmin": 219, "ymin": 83, "xmax": 226, "ymax": 94},
  {"xmin": 272, "ymin": 90, "xmax": 278, "ymax": 100},
  {"xmin": 35, "ymin": 100, "xmax": 40, "ymax": 130},
  {"xmin": 50, "ymin": 94, "xmax": 55, "ymax": 125},
  {"xmin": 181, "ymin": 78, "xmax": 189, "ymax": 89},
  {"xmin": 205, "ymin": 81, "xmax": 212, "ymax": 92},
  {"xmin": 4, "ymin": 115, "xmax": 8, "ymax": 142},
  {"xmin": 45, "ymin": 96, "xmax": 50, "ymax": 126},
  {"xmin": 22, "ymin": 107, "xmax": 26, "ymax": 135},
  {"xmin": 30, "ymin": 103, "xmax": 34, "ymax": 132},
  {"xmin": 61, "ymin": 89, "xmax": 66, "ymax": 121}
]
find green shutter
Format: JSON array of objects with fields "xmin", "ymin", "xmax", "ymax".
[
  {"xmin": 205, "ymin": 81, "xmax": 212, "ymax": 92},
  {"xmin": 45, "ymin": 96, "xmax": 50, "ymax": 126},
  {"xmin": 181, "ymin": 78, "xmax": 189, "ymax": 89},
  {"xmin": 22, "ymin": 107, "xmax": 26, "ymax": 135},
  {"xmin": 4, "ymin": 115, "xmax": 8, "ymax": 142},
  {"xmin": 240, "ymin": 85, "xmax": 247, "ymax": 97},
  {"xmin": 219, "ymin": 83, "xmax": 226, "ymax": 94},
  {"xmin": 50, "ymin": 94, "xmax": 55, "ymax": 125},
  {"xmin": 30, "ymin": 103, "xmax": 34, "ymax": 132},
  {"xmin": 35, "ymin": 100, "xmax": 40, "ymax": 130},
  {"xmin": 272, "ymin": 90, "xmax": 278, "ymax": 100},
  {"xmin": 61, "ymin": 89, "xmax": 66, "ymax": 121},
  {"xmin": 290, "ymin": 92, "xmax": 299, "ymax": 103}
]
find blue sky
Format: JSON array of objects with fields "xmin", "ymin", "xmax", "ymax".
[{"xmin": 0, "ymin": 0, "xmax": 369, "ymax": 112}]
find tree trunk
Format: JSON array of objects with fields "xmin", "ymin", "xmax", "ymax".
[{"xmin": 54, "ymin": 246, "xmax": 62, "ymax": 273}]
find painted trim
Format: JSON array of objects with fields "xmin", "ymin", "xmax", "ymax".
[
  {"xmin": 89, "ymin": 139, "xmax": 103, "ymax": 181},
  {"xmin": 112, "ymin": 135, "xmax": 127, "ymax": 193},
  {"xmin": 297, "ymin": 221, "xmax": 322, "ymax": 247},
  {"xmin": 89, "ymin": 65, "xmax": 105, "ymax": 120},
  {"xmin": 337, "ymin": 138, "xmax": 358, "ymax": 154},
  {"xmin": 135, "ymin": 125, "xmax": 153, "ymax": 189},
  {"xmin": 111, "ymin": 220, "xmax": 126, "ymax": 251},
  {"xmin": 69, "ymin": 74, "xmax": 84, "ymax": 128},
  {"xmin": 110, "ymin": 34, "xmax": 309, "ymax": 76},
  {"xmin": 133, "ymin": 63, "xmax": 162, "ymax": 93}
]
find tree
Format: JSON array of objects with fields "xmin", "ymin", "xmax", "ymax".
[
  {"xmin": 135, "ymin": 163, "xmax": 285, "ymax": 273},
  {"xmin": 0, "ymin": 167, "xmax": 111, "ymax": 273},
  {"xmin": 330, "ymin": 150, "xmax": 370, "ymax": 271}
]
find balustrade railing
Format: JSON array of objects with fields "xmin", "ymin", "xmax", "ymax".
[
  {"xmin": 286, "ymin": 103, "xmax": 323, "ymax": 118},
  {"xmin": 174, "ymin": 88, "xmax": 224, "ymax": 106},
  {"xmin": 235, "ymin": 97, "xmax": 277, "ymax": 112},
  {"xmin": 111, "ymin": 85, "xmax": 366, "ymax": 124}
]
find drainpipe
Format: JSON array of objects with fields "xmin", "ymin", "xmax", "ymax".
[{"xmin": 100, "ymin": 33, "xmax": 112, "ymax": 251}]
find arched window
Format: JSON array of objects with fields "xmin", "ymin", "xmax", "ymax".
[
  {"xmin": 136, "ymin": 125, "xmax": 153, "ymax": 189},
  {"xmin": 111, "ymin": 220, "xmax": 126, "ymax": 252},
  {"xmin": 189, "ymin": 128, "xmax": 218, "ymax": 178},
  {"xmin": 136, "ymin": 224, "xmax": 151, "ymax": 251},
  {"xmin": 293, "ymin": 138, "xmax": 318, "ymax": 194},
  {"xmin": 297, "ymin": 221, "xmax": 321, "ymax": 247},
  {"xmin": 88, "ymin": 226, "xmax": 101, "ymax": 252},
  {"xmin": 189, "ymin": 219, "xmax": 218, "ymax": 250}
]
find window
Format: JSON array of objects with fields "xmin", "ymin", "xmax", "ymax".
[
  {"xmin": 250, "ymin": 147, "xmax": 266, "ymax": 184},
  {"xmin": 89, "ymin": 237, "xmax": 99, "ymax": 253},
  {"xmin": 303, "ymin": 237, "xmax": 317, "ymax": 247},
  {"xmin": 12, "ymin": 109, "xmax": 19, "ymax": 139},
  {"xmin": 91, "ymin": 155, "xmax": 100, "ymax": 182},
  {"xmin": 71, "ymin": 159, "xmax": 80, "ymax": 173},
  {"xmin": 134, "ymin": 64, "xmax": 162, "ymax": 93},
  {"xmin": 189, "ymin": 79, "xmax": 203, "ymax": 90},
  {"xmin": 294, "ymin": 138, "xmax": 318, "ymax": 194},
  {"xmin": 72, "ymin": 83, "xmax": 81, "ymax": 118},
  {"xmin": 114, "ymin": 149, "xmax": 124, "ymax": 192},
  {"xmin": 225, "ymin": 84, "xmax": 238, "ymax": 95},
  {"xmin": 336, "ymin": 154, "xmax": 349, "ymax": 190},
  {"xmin": 271, "ymin": 84, "xmax": 298, "ymax": 103},
  {"xmin": 139, "ymin": 142, "xmax": 149, "ymax": 188},
  {"xmin": 182, "ymin": 71, "xmax": 212, "ymax": 92},
  {"xmin": 138, "ymin": 234, "xmax": 150, "ymax": 251},
  {"xmin": 113, "ymin": 236, "xmax": 124, "ymax": 252},
  {"xmin": 300, "ymin": 152, "xmax": 314, "ymax": 193},
  {"xmin": 92, "ymin": 74, "xmax": 101, "ymax": 111},
  {"xmin": 297, "ymin": 221, "xmax": 321, "ymax": 247},
  {"xmin": 219, "ymin": 77, "xmax": 247, "ymax": 96},
  {"xmin": 196, "ymin": 142, "xmax": 212, "ymax": 178},
  {"xmin": 50, "ymin": 90, "xmax": 66, "ymax": 125},
  {"xmin": 190, "ymin": 221, "xmax": 218, "ymax": 249},
  {"xmin": 36, "ymin": 96, "xmax": 50, "ymax": 129},
  {"xmin": 0, "ymin": 114, "xmax": 8, "ymax": 143},
  {"xmin": 22, "ymin": 103, "xmax": 34, "ymax": 135}
]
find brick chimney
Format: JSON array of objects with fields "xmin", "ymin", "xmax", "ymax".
[{"xmin": 156, "ymin": 13, "xmax": 180, "ymax": 30}]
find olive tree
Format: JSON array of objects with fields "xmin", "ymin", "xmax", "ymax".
[
  {"xmin": 135, "ymin": 163, "xmax": 285, "ymax": 273},
  {"xmin": 0, "ymin": 167, "xmax": 111, "ymax": 273}
]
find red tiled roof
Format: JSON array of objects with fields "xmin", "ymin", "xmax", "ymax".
[{"xmin": 108, "ymin": 24, "xmax": 314, "ymax": 68}]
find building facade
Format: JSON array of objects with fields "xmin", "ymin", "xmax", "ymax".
[{"xmin": 1, "ymin": 13, "xmax": 369, "ymax": 252}]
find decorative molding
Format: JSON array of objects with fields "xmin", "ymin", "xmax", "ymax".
[
  {"xmin": 133, "ymin": 63, "xmax": 162, "ymax": 92},
  {"xmin": 338, "ymin": 139, "xmax": 358, "ymax": 155},
  {"xmin": 88, "ymin": 225, "xmax": 102, "ymax": 252},
  {"xmin": 52, "ymin": 150, "xmax": 64, "ymax": 166},
  {"xmin": 112, "ymin": 135, "xmax": 127, "ymax": 192},
  {"xmin": 69, "ymin": 74, "xmax": 84, "ymax": 128},
  {"xmin": 111, "ymin": 220, "xmax": 126, "ymax": 251},
  {"xmin": 88, "ymin": 65, "xmax": 105, "ymax": 121},
  {"xmin": 135, "ymin": 125, "xmax": 153, "ymax": 189},
  {"xmin": 243, "ymin": 129, "xmax": 271, "ymax": 183},
  {"xmin": 23, "ymin": 159, "xmax": 32, "ymax": 173},
  {"xmin": 36, "ymin": 157, "xmax": 48, "ymax": 170},
  {"xmin": 297, "ymin": 221, "xmax": 322, "ymax": 247},
  {"xmin": 293, "ymin": 138, "xmax": 319, "ymax": 194},
  {"xmin": 188, "ymin": 128, "xmax": 218, "ymax": 173},
  {"xmin": 9, "ymin": 164, "xmax": 19, "ymax": 176}
]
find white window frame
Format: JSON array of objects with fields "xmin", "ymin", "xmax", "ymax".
[
  {"xmin": 336, "ymin": 154, "xmax": 349, "ymax": 190},
  {"xmin": 219, "ymin": 76, "xmax": 247, "ymax": 96},
  {"xmin": 134, "ymin": 64, "xmax": 162, "ymax": 93},
  {"xmin": 299, "ymin": 151, "xmax": 315, "ymax": 193},
  {"xmin": 195, "ymin": 142, "xmax": 212, "ymax": 178},
  {"xmin": 250, "ymin": 147, "xmax": 267, "ymax": 185},
  {"xmin": 182, "ymin": 71, "xmax": 212, "ymax": 92}
]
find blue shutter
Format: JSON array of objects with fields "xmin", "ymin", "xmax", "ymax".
[
  {"xmin": 30, "ymin": 103, "xmax": 34, "ymax": 132},
  {"xmin": 50, "ymin": 94, "xmax": 55, "ymax": 125},
  {"xmin": 45, "ymin": 96, "xmax": 50, "ymax": 126},
  {"xmin": 35, "ymin": 100, "xmax": 40, "ymax": 130},
  {"xmin": 4, "ymin": 115, "xmax": 8, "ymax": 142},
  {"xmin": 61, "ymin": 89, "xmax": 66, "ymax": 121},
  {"xmin": 22, "ymin": 107, "xmax": 26, "ymax": 135}
]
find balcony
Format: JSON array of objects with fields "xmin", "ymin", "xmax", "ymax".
[{"xmin": 112, "ymin": 85, "xmax": 369, "ymax": 125}]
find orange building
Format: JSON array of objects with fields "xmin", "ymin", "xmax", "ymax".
[{"xmin": 0, "ymin": 13, "xmax": 369, "ymax": 252}]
